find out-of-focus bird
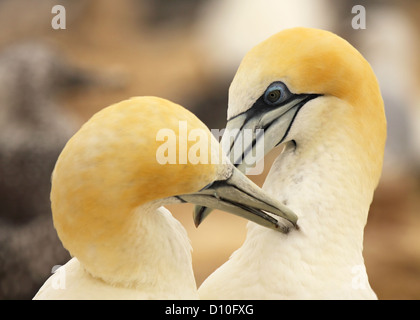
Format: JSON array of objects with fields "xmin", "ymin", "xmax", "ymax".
[
  {"xmin": 195, "ymin": 28, "xmax": 386, "ymax": 299},
  {"xmin": 34, "ymin": 96, "xmax": 297, "ymax": 299},
  {"xmin": 0, "ymin": 42, "xmax": 101, "ymax": 299},
  {"xmin": 353, "ymin": 5, "xmax": 420, "ymax": 178},
  {"xmin": 0, "ymin": 42, "xmax": 81, "ymax": 222}
]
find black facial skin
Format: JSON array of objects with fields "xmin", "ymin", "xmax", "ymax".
[{"xmin": 227, "ymin": 81, "xmax": 321, "ymax": 155}]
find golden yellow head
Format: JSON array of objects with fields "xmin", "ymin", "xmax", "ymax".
[
  {"xmin": 226, "ymin": 27, "xmax": 386, "ymax": 185},
  {"xmin": 230, "ymin": 27, "xmax": 383, "ymax": 118},
  {"xmin": 52, "ymin": 97, "xmax": 217, "ymax": 217},
  {"xmin": 51, "ymin": 97, "xmax": 222, "ymax": 264}
]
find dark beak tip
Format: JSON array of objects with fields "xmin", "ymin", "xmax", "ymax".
[
  {"xmin": 193, "ymin": 215, "xmax": 201, "ymax": 228},
  {"xmin": 193, "ymin": 205, "xmax": 206, "ymax": 228}
]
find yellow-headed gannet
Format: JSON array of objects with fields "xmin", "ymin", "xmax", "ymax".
[
  {"xmin": 33, "ymin": 96, "xmax": 296, "ymax": 299},
  {"xmin": 195, "ymin": 28, "xmax": 386, "ymax": 299}
]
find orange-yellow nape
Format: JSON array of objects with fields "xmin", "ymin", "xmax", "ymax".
[
  {"xmin": 52, "ymin": 96, "xmax": 218, "ymax": 211},
  {"xmin": 51, "ymin": 96, "xmax": 219, "ymax": 274}
]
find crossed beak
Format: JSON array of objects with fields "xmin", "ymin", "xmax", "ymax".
[
  {"xmin": 179, "ymin": 166, "xmax": 297, "ymax": 232},
  {"xmin": 193, "ymin": 93, "xmax": 319, "ymax": 231}
]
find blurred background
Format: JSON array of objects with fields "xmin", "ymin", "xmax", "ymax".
[{"xmin": 0, "ymin": 0, "xmax": 419, "ymax": 299}]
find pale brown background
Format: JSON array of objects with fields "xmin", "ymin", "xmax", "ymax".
[{"xmin": 0, "ymin": 0, "xmax": 419, "ymax": 299}]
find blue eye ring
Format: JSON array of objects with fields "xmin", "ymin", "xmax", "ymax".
[{"xmin": 263, "ymin": 82, "xmax": 289, "ymax": 106}]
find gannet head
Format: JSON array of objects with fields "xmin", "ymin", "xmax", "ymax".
[
  {"xmin": 195, "ymin": 27, "xmax": 386, "ymax": 225},
  {"xmin": 51, "ymin": 96, "xmax": 297, "ymax": 280},
  {"xmin": 226, "ymin": 27, "xmax": 386, "ymax": 176}
]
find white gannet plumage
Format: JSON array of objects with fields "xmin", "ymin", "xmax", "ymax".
[
  {"xmin": 196, "ymin": 27, "xmax": 386, "ymax": 299},
  {"xmin": 33, "ymin": 96, "xmax": 296, "ymax": 299}
]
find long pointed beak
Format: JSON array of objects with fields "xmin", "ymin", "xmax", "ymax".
[
  {"xmin": 180, "ymin": 167, "xmax": 297, "ymax": 233},
  {"xmin": 194, "ymin": 94, "xmax": 319, "ymax": 227}
]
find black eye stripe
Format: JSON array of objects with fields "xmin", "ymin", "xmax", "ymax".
[
  {"xmin": 228, "ymin": 82, "xmax": 292, "ymax": 122},
  {"xmin": 229, "ymin": 93, "xmax": 321, "ymax": 160},
  {"xmin": 228, "ymin": 82, "xmax": 295, "ymax": 122},
  {"xmin": 227, "ymin": 81, "xmax": 321, "ymax": 122}
]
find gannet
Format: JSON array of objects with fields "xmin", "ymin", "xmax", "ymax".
[
  {"xmin": 0, "ymin": 42, "xmax": 90, "ymax": 299},
  {"xmin": 195, "ymin": 28, "xmax": 386, "ymax": 299},
  {"xmin": 33, "ymin": 96, "xmax": 297, "ymax": 299}
]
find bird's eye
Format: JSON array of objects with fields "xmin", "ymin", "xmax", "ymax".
[
  {"xmin": 263, "ymin": 82, "xmax": 289, "ymax": 106},
  {"xmin": 267, "ymin": 90, "xmax": 281, "ymax": 102}
]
